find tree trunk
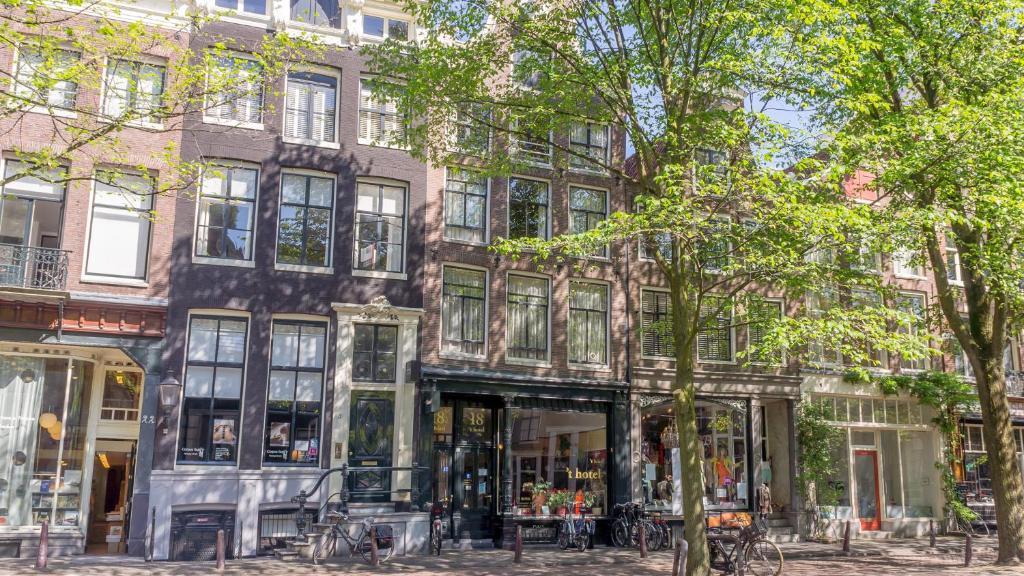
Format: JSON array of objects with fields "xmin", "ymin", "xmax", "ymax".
[
  {"xmin": 976, "ymin": 356, "xmax": 1024, "ymax": 563},
  {"xmin": 673, "ymin": 354, "xmax": 711, "ymax": 576}
]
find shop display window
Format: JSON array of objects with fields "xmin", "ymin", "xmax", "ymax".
[
  {"xmin": 510, "ymin": 409, "xmax": 607, "ymax": 516},
  {"xmin": 0, "ymin": 356, "xmax": 92, "ymax": 528},
  {"xmin": 264, "ymin": 320, "xmax": 325, "ymax": 464},
  {"xmin": 641, "ymin": 399, "xmax": 750, "ymax": 512}
]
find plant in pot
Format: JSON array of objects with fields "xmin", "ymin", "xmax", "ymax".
[
  {"xmin": 547, "ymin": 490, "xmax": 569, "ymax": 515},
  {"xmin": 583, "ymin": 491, "xmax": 600, "ymax": 515},
  {"xmin": 530, "ymin": 480, "xmax": 551, "ymax": 515}
]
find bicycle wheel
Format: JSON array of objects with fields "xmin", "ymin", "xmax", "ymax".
[
  {"xmin": 742, "ymin": 539, "xmax": 783, "ymax": 576},
  {"xmin": 643, "ymin": 520, "xmax": 662, "ymax": 551},
  {"xmin": 311, "ymin": 528, "xmax": 338, "ymax": 566},
  {"xmin": 357, "ymin": 527, "xmax": 396, "ymax": 564},
  {"xmin": 431, "ymin": 521, "xmax": 443, "ymax": 555},
  {"xmin": 611, "ymin": 519, "xmax": 629, "ymax": 547},
  {"xmin": 557, "ymin": 524, "xmax": 571, "ymax": 550},
  {"xmin": 576, "ymin": 532, "xmax": 590, "ymax": 552}
]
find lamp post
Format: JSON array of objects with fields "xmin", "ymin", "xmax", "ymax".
[{"xmin": 158, "ymin": 371, "xmax": 181, "ymax": 435}]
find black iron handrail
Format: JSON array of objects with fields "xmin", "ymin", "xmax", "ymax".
[
  {"xmin": 0, "ymin": 243, "xmax": 70, "ymax": 291},
  {"xmin": 290, "ymin": 464, "xmax": 430, "ymax": 536}
]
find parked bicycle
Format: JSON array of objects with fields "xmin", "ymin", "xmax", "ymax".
[
  {"xmin": 557, "ymin": 509, "xmax": 595, "ymax": 552},
  {"xmin": 312, "ymin": 508, "xmax": 395, "ymax": 566},
  {"xmin": 947, "ymin": 504, "xmax": 991, "ymax": 537},
  {"xmin": 610, "ymin": 502, "xmax": 663, "ymax": 550},
  {"xmin": 430, "ymin": 500, "xmax": 446, "ymax": 556},
  {"xmin": 706, "ymin": 512, "xmax": 783, "ymax": 576}
]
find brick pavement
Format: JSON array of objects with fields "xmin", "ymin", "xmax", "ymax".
[{"xmin": 1, "ymin": 537, "xmax": 1021, "ymax": 575}]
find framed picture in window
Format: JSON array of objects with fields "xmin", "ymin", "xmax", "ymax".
[
  {"xmin": 269, "ymin": 422, "xmax": 290, "ymax": 447},
  {"xmin": 213, "ymin": 419, "xmax": 236, "ymax": 445}
]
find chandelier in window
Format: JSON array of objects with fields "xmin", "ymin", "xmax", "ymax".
[{"xmin": 661, "ymin": 422, "xmax": 680, "ymax": 449}]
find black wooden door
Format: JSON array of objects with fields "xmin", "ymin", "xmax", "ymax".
[{"xmin": 348, "ymin": 391, "xmax": 394, "ymax": 502}]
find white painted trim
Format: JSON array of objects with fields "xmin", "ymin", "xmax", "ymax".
[
  {"xmin": 191, "ymin": 160, "xmax": 260, "ymax": 265},
  {"xmin": 439, "ymin": 263, "xmax": 489, "ymax": 360},
  {"xmin": 442, "ymin": 166, "xmax": 491, "ymax": 245},
  {"xmin": 352, "ymin": 177, "xmax": 409, "ymax": 275},
  {"xmin": 273, "ymin": 169, "xmax": 337, "ymax": 270},
  {"xmin": 505, "ymin": 271, "xmax": 552, "ymax": 364}
]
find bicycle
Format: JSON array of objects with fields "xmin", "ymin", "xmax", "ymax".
[
  {"xmin": 312, "ymin": 509, "xmax": 396, "ymax": 565},
  {"xmin": 610, "ymin": 502, "xmax": 662, "ymax": 550},
  {"xmin": 557, "ymin": 509, "xmax": 595, "ymax": 552},
  {"xmin": 947, "ymin": 505, "xmax": 991, "ymax": 537},
  {"xmin": 430, "ymin": 501, "xmax": 446, "ymax": 556},
  {"xmin": 706, "ymin": 513, "xmax": 783, "ymax": 576}
]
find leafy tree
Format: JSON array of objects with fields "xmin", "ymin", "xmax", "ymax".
[
  {"xmin": 804, "ymin": 0, "xmax": 1024, "ymax": 561},
  {"xmin": 365, "ymin": 1, "xmax": 931, "ymax": 572},
  {"xmin": 0, "ymin": 0, "xmax": 317, "ymax": 195},
  {"xmin": 795, "ymin": 396, "xmax": 844, "ymax": 541}
]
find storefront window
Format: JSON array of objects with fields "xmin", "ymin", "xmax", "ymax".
[
  {"xmin": 264, "ymin": 321, "xmax": 325, "ymax": 464},
  {"xmin": 510, "ymin": 409, "xmax": 607, "ymax": 516},
  {"xmin": 100, "ymin": 370, "xmax": 141, "ymax": 421},
  {"xmin": 0, "ymin": 356, "xmax": 92, "ymax": 528},
  {"xmin": 641, "ymin": 399, "xmax": 750, "ymax": 512}
]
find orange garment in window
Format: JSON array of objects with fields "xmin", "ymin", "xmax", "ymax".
[{"xmin": 713, "ymin": 458, "xmax": 733, "ymax": 486}]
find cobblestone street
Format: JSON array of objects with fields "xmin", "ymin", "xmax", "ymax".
[{"xmin": 2, "ymin": 537, "xmax": 1023, "ymax": 575}]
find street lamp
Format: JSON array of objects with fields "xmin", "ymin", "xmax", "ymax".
[{"xmin": 158, "ymin": 371, "xmax": 182, "ymax": 435}]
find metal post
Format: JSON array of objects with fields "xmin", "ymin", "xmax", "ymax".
[
  {"xmin": 842, "ymin": 520, "xmax": 851, "ymax": 553},
  {"xmin": 965, "ymin": 532, "xmax": 973, "ymax": 567},
  {"xmin": 36, "ymin": 520, "xmax": 48, "ymax": 569},
  {"xmin": 369, "ymin": 526, "xmax": 380, "ymax": 566},
  {"xmin": 639, "ymin": 522, "xmax": 648, "ymax": 558},
  {"xmin": 514, "ymin": 525, "xmax": 522, "ymax": 564},
  {"xmin": 677, "ymin": 538, "xmax": 688, "ymax": 576},
  {"xmin": 147, "ymin": 506, "xmax": 156, "ymax": 562},
  {"xmin": 672, "ymin": 537, "xmax": 682, "ymax": 576},
  {"xmin": 215, "ymin": 529, "xmax": 225, "ymax": 571},
  {"xmin": 929, "ymin": 520, "xmax": 936, "ymax": 547}
]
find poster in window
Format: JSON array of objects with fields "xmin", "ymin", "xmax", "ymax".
[{"xmin": 269, "ymin": 422, "xmax": 290, "ymax": 447}]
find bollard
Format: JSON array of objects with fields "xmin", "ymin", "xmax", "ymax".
[
  {"xmin": 369, "ymin": 526, "xmax": 380, "ymax": 566},
  {"xmin": 842, "ymin": 520, "xmax": 851, "ymax": 554},
  {"xmin": 514, "ymin": 525, "xmax": 522, "ymax": 564},
  {"xmin": 36, "ymin": 520, "xmax": 48, "ymax": 569},
  {"xmin": 677, "ymin": 538, "xmax": 688, "ymax": 576},
  {"xmin": 639, "ymin": 522, "xmax": 648, "ymax": 558},
  {"xmin": 929, "ymin": 520, "xmax": 936, "ymax": 548},
  {"xmin": 672, "ymin": 537, "xmax": 682, "ymax": 576},
  {"xmin": 215, "ymin": 529, "xmax": 225, "ymax": 571},
  {"xmin": 965, "ymin": 532, "xmax": 973, "ymax": 567},
  {"xmin": 146, "ymin": 507, "xmax": 156, "ymax": 562}
]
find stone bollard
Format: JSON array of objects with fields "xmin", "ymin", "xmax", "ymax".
[
  {"xmin": 965, "ymin": 532, "xmax": 973, "ymax": 567},
  {"xmin": 216, "ymin": 529, "xmax": 225, "ymax": 571},
  {"xmin": 36, "ymin": 520, "xmax": 48, "ymax": 569},
  {"xmin": 514, "ymin": 525, "xmax": 522, "ymax": 564},
  {"xmin": 842, "ymin": 520, "xmax": 851, "ymax": 554},
  {"xmin": 369, "ymin": 526, "xmax": 380, "ymax": 566},
  {"xmin": 639, "ymin": 522, "xmax": 648, "ymax": 558},
  {"xmin": 929, "ymin": 520, "xmax": 936, "ymax": 548},
  {"xmin": 678, "ymin": 538, "xmax": 688, "ymax": 576}
]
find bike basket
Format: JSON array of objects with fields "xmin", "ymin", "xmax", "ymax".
[
  {"xmin": 373, "ymin": 525, "xmax": 395, "ymax": 548},
  {"xmin": 575, "ymin": 519, "xmax": 596, "ymax": 535}
]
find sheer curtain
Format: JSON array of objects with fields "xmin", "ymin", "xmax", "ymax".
[{"xmin": 0, "ymin": 356, "xmax": 44, "ymax": 527}]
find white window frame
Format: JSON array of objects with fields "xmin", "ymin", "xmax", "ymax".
[
  {"xmin": 567, "ymin": 184, "xmax": 609, "ymax": 259},
  {"xmin": 946, "ymin": 233, "xmax": 964, "ymax": 286},
  {"xmin": 510, "ymin": 119, "xmax": 552, "ymax": 167},
  {"xmin": 81, "ymin": 170, "xmax": 154, "ymax": 286},
  {"xmin": 443, "ymin": 166, "xmax": 489, "ymax": 245},
  {"xmin": 360, "ymin": 12, "xmax": 411, "ymax": 42},
  {"xmin": 640, "ymin": 287, "xmax": 675, "ymax": 360},
  {"xmin": 202, "ymin": 51, "xmax": 265, "ymax": 131},
  {"xmin": 568, "ymin": 122, "xmax": 610, "ymax": 173},
  {"xmin": 439, "ymin": 263, "xmax": 489, "ymax": 360},
  {"xmin": 892, "ymin": 248, "xmax": 925, "ymax": 279},
  {"xmin": 507, "ymin": 175, "xmax": 551, "ymax": 241},
  {"xmin": 567, "ymin": 279, "xmax": 611, "ymax": 371},
  {"xmin": 505, "ymin": 271, "xmax": 552, "ymax": 366},
  {"xmin": 191, "ymin": 160, "xmax": 260, "ymax": 268},
  {"xmin": 748, "ymin": 297, "xmax": 785, "ymax": 366},
  {"xmin": 99, "ymin": 55, "xmax": 167, "ymax": 129},
  {"xmin": 12, "ymin": 43, "xmax": 80, "ymax": 118},
  {"xmin": 273, "ymin": 168, "xmax": 336, "ymax": 274},
  {"xmin": 897, "ymin": 291, "xmax": 927, "ymax": 373},
  {"xmin": 210, "ymin": 0, "xmax": 269, "ymax": 17},
  {"xmin": 697, "ymin": 295, "xmax": 735, "ymax": 364},
  {"xmin": 352, "ymin": 176, "xmax": 409, "ymax": 280},
  {"xmin": 357, "ymin": 77, "xmax": 407, "ymax": 149},
  {"xmin": 283, "ymin": 67, "xmax": 340, "ymax": 149}
]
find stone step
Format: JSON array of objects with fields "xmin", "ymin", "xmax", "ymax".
[
  {"xmin": 273, "ymin": 549, "xmax": 299, "ymax": 561},
  {"xmin": 765, "ymin": 518, "xmax": 793, "ymax": 528},
  {"xmin": 444, "ymin": 538, "xmax": 494, "ymax": 550},
  {"xmin": 766, "ymin": 533, "xmax": 802, "ymax": 544},
  {"xmin": 765, "ymin": 527, "xmax": 795, "ymax": 537},
  {"xmin": 856, "ymin": 530, "xmax": 895, "ymax": 540}
]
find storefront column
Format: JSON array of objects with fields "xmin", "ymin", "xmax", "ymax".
[
  {"xmin": 750, "ymin": 399, "xmax": 764, "ymax": 511},
  {"xmin": 613, "ymin": 391, "xmax": 631, "ymax": 507},
  {"xmin": 127, "ymin": 365, "xmax": 162, "ymax": 556},
  {"xmin": 499, "ymin": 395, "xmax": 514, "ymax": 550},
  {"xmin": 786, "ymin": 399, "xmax": 801, "ymax": 531}
]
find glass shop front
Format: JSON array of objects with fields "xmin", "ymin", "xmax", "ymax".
[
  {"xmin": 640, "ymin": 398, "xmax": 751, "ymax": 514},
  {"xmin": 431, "ymin": 397, "xmax": 609, "ymax": 543},
  {"xmin": 0, "ymin": 355, "xmax": 92, "ymax": 530}
]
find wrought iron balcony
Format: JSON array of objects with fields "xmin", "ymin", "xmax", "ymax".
[{"xmin": 0, "ymin": 243, "xmax": 70, "ymax": 292}]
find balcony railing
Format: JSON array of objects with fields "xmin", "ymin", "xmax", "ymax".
[{"xmin": 0, "ymin": 243, "xmax": 70, "ymax": 291}]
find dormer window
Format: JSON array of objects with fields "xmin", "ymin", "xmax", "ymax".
[{"xmin": 363, "ymin": 14, "xmax": 409, "ymax": 40}]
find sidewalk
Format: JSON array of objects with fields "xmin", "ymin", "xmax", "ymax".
[{"xmin": 0, "ymin": 536, "xmax": 1016, "ymax": 575}]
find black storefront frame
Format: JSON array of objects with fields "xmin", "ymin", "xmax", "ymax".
[{"xmin": 420, "ymin": 368, "xmax": 630, "ymax": 548}]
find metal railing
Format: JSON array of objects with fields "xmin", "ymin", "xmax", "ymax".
[{"xmin": 0, "ymin": 243, "xmax": 70, "ymax": 290}]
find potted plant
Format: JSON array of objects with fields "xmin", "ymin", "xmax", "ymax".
[
  {"xmin": 583, "ymin": 492, "xmax": 599, "ymax": 515},
  {"xmin": 530, "ymin": 480, "xmax": 551, "ymax": 515},
  {"xmin": 547, "ymin": 490, "xmax": 569, "ymax": 515}
]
